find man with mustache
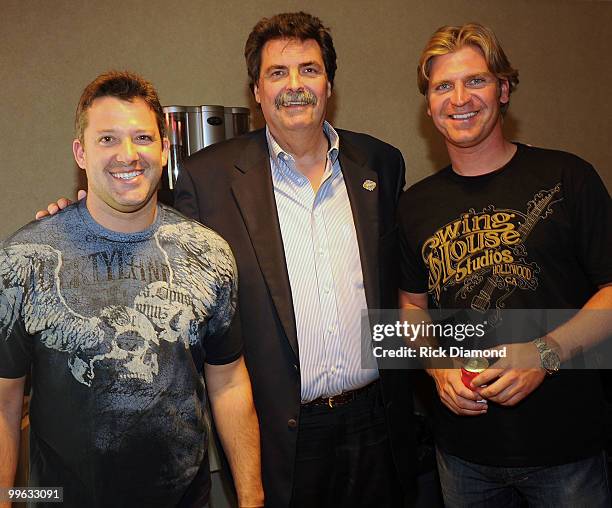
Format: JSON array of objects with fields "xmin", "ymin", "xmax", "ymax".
[
  {"xmin": 174, "ymin": 12, "xmax": 415, "ymax": 507},
  {"xmin": 398, "ymin": 23, "xmax": 611, "ymax": 506},
  {"xmin": 2, "ymin": 71, "xmax": 263, "ymax": 508},
  {"xmin": 36, "ymin": 12, "xmax": 415, "ymax": 507}
]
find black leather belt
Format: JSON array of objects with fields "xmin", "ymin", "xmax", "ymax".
[{"xmin": 302, "ymin": 380, "xmax": 379, "ymax": 408}]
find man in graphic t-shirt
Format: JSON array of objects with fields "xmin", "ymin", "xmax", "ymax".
[
  {"xmin": 0, "ymin": 71, "xmax": 263, "ymax": 508},
  {"xmin": 398, "ymin": 23, "xmax": 611, "ymax": 507}
]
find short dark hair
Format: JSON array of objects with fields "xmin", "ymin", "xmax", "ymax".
[
  {"xmin": 244, "ymin": 12, "xmax": 337, "ymax": 91},
  {"xmin": 75, "ymin": 70, "xmax": 166, "ymax": 142}
]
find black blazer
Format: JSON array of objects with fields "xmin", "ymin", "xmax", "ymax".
[{"xmin": 175, "ymin": 128, "xmax": 415, "ymax": 507}]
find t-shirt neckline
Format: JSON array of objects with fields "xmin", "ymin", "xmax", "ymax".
[
  {"xmin": 447, "ymin": 142, "xmax": 524, "ymax": 183},
  {"xmin": 76, "ymin": 199, "xmax": 164, "ymax": 242}
]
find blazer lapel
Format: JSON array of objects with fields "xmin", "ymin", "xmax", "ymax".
[
  {"xmin": 339, "ymin": 135, "xmax": 380, "ymax": 311},
  {"xmin": 230, "ymin": 133, "xmax": 299, "ymax": 359}
]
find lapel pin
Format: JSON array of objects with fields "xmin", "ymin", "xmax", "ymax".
[{"xmin": 362, "ymin": 179, "xmax": 376, "ymax": 192}]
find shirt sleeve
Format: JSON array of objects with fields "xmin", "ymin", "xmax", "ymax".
[
  {"xmin": 570, "ymin": 164, "xmax": 612, "ymax": 287},
  {"xmin": 0, "ymin": 247, "xmax": 33, "ymax": 378},
  {"xmin": 203, "ymin": 242, "xmax": 243, "ymax": 365}
]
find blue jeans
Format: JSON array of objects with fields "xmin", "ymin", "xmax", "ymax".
[{"xmin": 436, "ymin": 448, "xmax": 610, "ymax": 508}]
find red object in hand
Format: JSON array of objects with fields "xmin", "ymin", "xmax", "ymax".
[{"xmin": 461, "ymin": 358, "xmax": 489, "ymax": 389}]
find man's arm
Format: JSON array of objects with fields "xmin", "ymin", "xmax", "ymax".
[
  {"xmin": 541, "ymin": 284, "xmax": 612, "ymax": 363},
  {"xmin": 474, "ymin": 284, "xmax": 612, "ymax": 406},
  {"xmin": 399, "ymin": 290, "xmax": 487, "ymax": 416},
  {"xmin": 0, "ymin": 376, "xmax": 26, "ymax": 508},
  {"xmin": 204, "ymin": 357, "xmax": 263, "ymax": 508}
]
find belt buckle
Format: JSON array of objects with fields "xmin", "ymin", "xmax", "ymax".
[{"xmin": 327, "ymin": 396, "xmax": 335, "ymax": 408}]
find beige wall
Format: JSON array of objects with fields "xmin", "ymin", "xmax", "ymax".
[{"xmin": 1, "ymin": 0, "xmax": 610, "ymax": 239}]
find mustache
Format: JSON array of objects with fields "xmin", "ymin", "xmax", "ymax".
[{"xmin": 274, "ymin": 89, "xmax": 318, "ymax": 110}]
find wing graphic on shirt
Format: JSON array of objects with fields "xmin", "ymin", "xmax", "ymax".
[
  {"xmin": 1, "ymin": 243, "xmax": 163, "ymax": 387},
  {"xmin": 0, "ymin": 243, "xmax": 116, "ymax": 385},
  {"xmin": 0, "ymin": 247, "xmax": 26, "ymax": 338},
  {"xmin": 155, "ymin": 222, "xmax": 236, "ymax": 341},
  {"xmin": 0, "ymin": 243, "xmax": 104, "ymax": 349}
]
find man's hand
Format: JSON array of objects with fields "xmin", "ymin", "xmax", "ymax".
[
  {"xmin": 471, "ymin": 342, "xmax": 546, "ymax": 406},
  {"xmin": 399, "ymin": 291, "xmax": 487, "ymax": 416},
  {"xmin": 428, "ymin": 368, "xmax": 488, "ymax": 416},
  {"xmin": 35, "ymin": 190, "xmax": 87, "ymax": 219}
]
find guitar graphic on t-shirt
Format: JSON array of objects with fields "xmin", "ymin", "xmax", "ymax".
[{"xmin": 470, "ymin": 184, "xmax": 562, "ymax": 318}]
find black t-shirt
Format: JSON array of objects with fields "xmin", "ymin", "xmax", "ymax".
[
  {"xmin": 0, "ymin": 202, "xmax": 242, "ymax": 507},
  {"xmin": 398, "ymin": 143, "xmax": 612, "ymax": 466}
]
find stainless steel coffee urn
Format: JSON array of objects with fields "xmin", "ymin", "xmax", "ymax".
[
  {"xmin": 200, "ymin": 105, "xmax": 226, "ymax": 147},
  {"xmin": 160, "ymin": 104, "xmax": 250, "ymax": 205},
  {"xmin": 162, "ymin": 106, "xmax": 204, "ymax": 189},
  {"xmin": 224, "ymin": 106, "xmax": 250, "ymax": 139}
]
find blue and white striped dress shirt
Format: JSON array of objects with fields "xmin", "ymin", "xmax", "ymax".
[{"xmin": 266, "ymin": 122, "xmax": 378, "ymax": 403}]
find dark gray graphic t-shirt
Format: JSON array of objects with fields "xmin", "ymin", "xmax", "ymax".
[{"xmin": 0, "ymin": 201, "xmax": 241, "ymax": 507}]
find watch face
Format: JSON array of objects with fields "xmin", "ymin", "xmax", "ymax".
[{"xmin": 542, "ymin": 350, "xmax": 560, "ymax": 373}]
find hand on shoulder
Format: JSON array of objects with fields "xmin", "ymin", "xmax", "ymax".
[{"xmin": 35, "ymin": 190, "xmax": 87, "ymax": 219}]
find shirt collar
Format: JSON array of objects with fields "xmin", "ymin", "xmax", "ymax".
[{"xmin": 265, "ymin": 121, "xmax": 340, "ymax": 167}]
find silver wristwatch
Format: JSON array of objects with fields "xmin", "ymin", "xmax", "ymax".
[{"xmin": 533, "ymin": 337, "xmax": 560, "ymax": 375}]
